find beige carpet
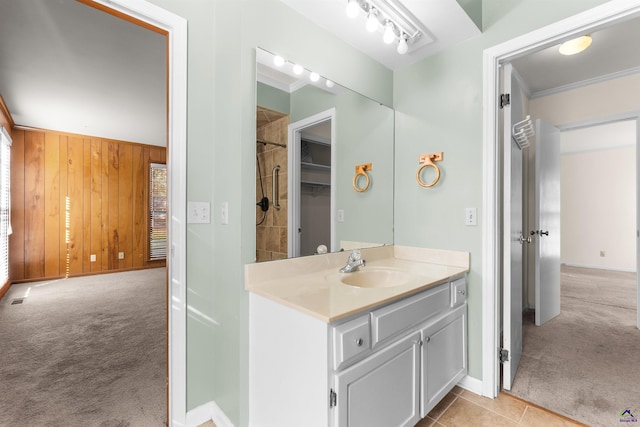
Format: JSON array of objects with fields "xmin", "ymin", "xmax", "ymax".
[
  {"xmin": 0, "ymin": 268, "xmax": 166, "ymax": 427},
  {"xmin": 508, "ymin": 265, "xmax": 639, "ymax": 427}
]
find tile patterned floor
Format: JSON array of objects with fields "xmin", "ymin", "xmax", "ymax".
[
  {"xmin": 416, "ymin": 387, "xmax": 587, "ymax": 427},
  {"xmin": 198, "ymin": 388, "xmax": 586, "ymax": 427}
]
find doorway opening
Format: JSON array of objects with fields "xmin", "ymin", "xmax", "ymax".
[
  {"xmin": 288, "ymin": 109, "xmax": 336, "ymax": 257},
  {"xmin": 482, "ymin": 0, "xmax": 640, "ymax": 406}
]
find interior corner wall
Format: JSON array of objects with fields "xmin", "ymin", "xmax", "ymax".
[{"xmin": 9, "ymin": 127, "xmax": 166, "ymax": 282}]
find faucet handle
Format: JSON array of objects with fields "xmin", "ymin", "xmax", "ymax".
[{"xmin": 349, "ymin": 249, "xmax": 361, "ymax": 261}]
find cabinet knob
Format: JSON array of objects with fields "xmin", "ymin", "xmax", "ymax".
[
  {"xmin": 425, "ymin": 336, "xmax": 431, "ymax": 343},
  {"xmin": 457, "ymin": 289, "xmax": 466, "ymax": 296},
  {"xmin": 354, "ymin": 338, "xmax": 363, "ymax": 347}
]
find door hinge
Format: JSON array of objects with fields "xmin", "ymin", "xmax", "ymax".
[
  {"xmin": 330, "ymin": 389, "xmax": 337, "ymax": 408},
  {"xmin": 499, "ymin": 348, "xmax": 509, "ymax": 363},
  {"xmin": 500, "ymin": 93, "xmax": 510, "ymax": 109}
]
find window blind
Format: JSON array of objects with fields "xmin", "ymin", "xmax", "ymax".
[
  {"xmin": 149, "ymin": 163, "xmax": 167, "ymax": 261},
  {"xmin": 0, "ymin": 125, "xmax": 11, "ymax": 284}
]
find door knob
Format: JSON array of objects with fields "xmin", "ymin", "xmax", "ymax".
[{"xmin": 519, "ymin": 235, "xmax": 532, "ymax": 244}]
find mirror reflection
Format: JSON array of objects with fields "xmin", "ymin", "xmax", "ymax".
[{"xmin": 255, "ymin": 47, "xmax": 394, "ymax": 262}]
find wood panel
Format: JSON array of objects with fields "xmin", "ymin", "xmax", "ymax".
[
  {"xmin": 44, "ymin": 133, "xmax": 60, "ymax": 277},
  {"xmin": 132, "ymin": 145, "xmax": 146, "ymax": 267},
  {"xmin": 118, "ymin": 144, "xmax": 133, "ymax": 269},
  {"xmin": 10, "ymin": 127, "xmax": 166, "ymax": 282},
  {"xmin": 67, "ymin": 136, "xmax": 84, "ymax": 275},
  {"xmin": 90, "ymin": 140, "xmax": 103, "ymax": 272},
  {"xmin": 24, "ymin": 131, "xmax": 45, "ymax": 279},
  {"xmin": 9, "ymin": 130, "xmax": 25, "ymax": 281},
  {"xmin": 101, "ymin": 140, "xmax": 110, "ymax": 272},
  {"xmin": 59, "ymin": 137, "xmax": 68, "ymax": 276},
  {"xmin": 83, "ymin": 139, "xmax": 92, "ymax": 272},
  {"xmin": 108, "ymin": 141, "xmax": 120, "ymax": 270}
]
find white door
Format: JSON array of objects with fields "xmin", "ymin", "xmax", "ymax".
[
  {"xmin": 502, "ymin": 63, "xmax": 525, "ymax": 390},
  {"xmin": 534, "ymin": 119, "xmax": 561, "ymax": 325},
  {"xmin": 333, "ymin": 332, "xmax": 421, "ymax": 427}
]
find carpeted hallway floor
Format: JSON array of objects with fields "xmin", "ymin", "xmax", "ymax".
[
  {"xmin": 508, "ymin": 265, "xmax": 639, "ymax": 427},
  {"xmin": 0, "ymin": 268, "xmax": 166, "ymax": 427}
]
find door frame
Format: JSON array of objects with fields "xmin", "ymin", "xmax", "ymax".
[
  {"xmin": 288, "ymin": 108, "xmax": 336, "ymax": 257},
  {"xmin": 482, "ymin": 0, "xmax": 640, "ymax": 398},
  {"xmin": 89, "ymin": 0, "xmax": 187, "ymax": 424}
]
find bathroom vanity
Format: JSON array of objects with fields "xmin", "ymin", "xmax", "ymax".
[{"xmin": 246, "ymin": 245, "xmax": 469, "ymax": 427}]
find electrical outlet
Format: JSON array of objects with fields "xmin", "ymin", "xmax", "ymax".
[
  {"xmin": 465, "ymin": 208, "xmax": 477, "ymax": 226},
  {"xmin": 90, "ymin": 254, "xmax": 96, "ymax": 262},
  {"xmin": 187, "ymin": 201, "xmax": 211, "ymax": 224},
  {"xmin": 118, "ymin": 252, "xmax": 125, "ymax": 260}
]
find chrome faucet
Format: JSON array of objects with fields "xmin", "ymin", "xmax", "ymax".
[{"xmin": 339, "ymin": 249, "xmax": 366, "ymax": 273}]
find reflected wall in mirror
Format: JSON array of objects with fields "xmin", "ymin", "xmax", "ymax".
[{"xmin": 255, "ymin": 47, "xmax": 394, "ymax": 262}]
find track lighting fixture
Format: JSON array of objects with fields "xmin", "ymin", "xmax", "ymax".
[{"xmin": 344, "ymin": 0, "xmax": 422, "ymax": 55}]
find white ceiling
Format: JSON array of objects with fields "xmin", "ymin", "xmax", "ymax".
[
  {"xmin": 279, "ymin": 0, "xmax": 482, "ymax": 70},
  {"xmin": 511, "ymin": 14, "xmax": 640, "ymax": 97},
  {"xmin": 0, "ymin": 0, "xmax": 166, "ymax": 146},
  {"xmin": 2, "ymin": 1, "xmax": 640, "ymax": 147}
]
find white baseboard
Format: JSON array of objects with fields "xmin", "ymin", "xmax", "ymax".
[
  {"xmin": 562, "ymin": 262, "xmax": 636, "ymax": 273},
  {"xmin": 457, "ymin": 375, "xmax": 483, "ymax": 396},
  {"xmin": 186, "ymin": 401, "xmax": 235, "ymax": 427}
]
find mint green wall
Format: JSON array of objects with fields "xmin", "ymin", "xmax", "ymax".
[
  {"xmin": 256, "ymin": 82, "xmax": 290, "ymax": 115},
  {"xmin": 144, "ymin": 0, "xmax": 392, "ymax": 425},
  {"xmin": 140, "ymin": 0, "xmax": 612, "ymax": 424},
  {"xmin": 393, "ymin": 0, "xmax": 608, "ymax": 381}
]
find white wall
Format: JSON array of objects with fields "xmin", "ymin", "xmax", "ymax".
[
  {"xmin": 525, "ymin": 74, "xmax": 640, "ymax": 305},
  {"xmin": 561, "ymin": 123, "xmax": 636, "ymax": 271}
]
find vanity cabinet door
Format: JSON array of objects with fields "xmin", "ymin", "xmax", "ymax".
[
  {"xmin": 420, "ymin": 305, "xmax": 467, "ymax": 417},
  {"xmin": 333, "ymin": 332, "xmax": 421, "ymax": 427}
]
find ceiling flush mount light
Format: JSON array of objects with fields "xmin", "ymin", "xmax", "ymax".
[
  {"xmin": 345, "ymin": 0, "xmax": 425, "ymax": 55},
  {"xmin": 559, "ymin": 35, "xmax": 592, "ymax": 56}
]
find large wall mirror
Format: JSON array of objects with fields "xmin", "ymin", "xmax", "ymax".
[{"xmin": 255, "ymin": 47, "xmax": 394, "ymax": 262}]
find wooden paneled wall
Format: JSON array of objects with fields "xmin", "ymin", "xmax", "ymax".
[{"xmin": 10, "ymin": 128, "xmax": 166, "ymax": 282}]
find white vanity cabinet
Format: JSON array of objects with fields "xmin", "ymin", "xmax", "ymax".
[{"xmin": 248, "ymin": 276, "xmax": 467, "ymax": 427}]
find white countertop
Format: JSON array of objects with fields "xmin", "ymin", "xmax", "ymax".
[{"xmin": 245, "ymin": 245, "xmax": 470, "ymax": 322}]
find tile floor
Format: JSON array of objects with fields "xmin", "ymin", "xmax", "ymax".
[
  {"xmin": 416, "ymin": 387, "xmax": 586, "ymax": 427},
  {"xmin": 198, "ymin": 388, "xmax": 586, "ymax": 427}
]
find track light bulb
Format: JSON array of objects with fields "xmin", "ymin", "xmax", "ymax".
[
  {"xmin": 383, "ymin": 21, "xmax": 395, "ymax": 44},
  {"xmin": 366, "ymin": 9, "xmax": 378, "ymax": 32},
  {"xmin": 326, "ymin": 80, "xmax": 335, "ymax": 88},
  {"xmin": 309, "ymin": 72, "xmax": 319, "ymax": 82},
  {"xmin": 273, "ymin": 55, "xmax": 285, "ymax": 67},
  {"xmin": 397, "ymin": 35, "xmax": 408, "ymax": 54},
  {"xmin": 293, "ymin": 64, "xmax": 303, "ymax": 75},
  {"xmin": 346, "ymin": 0, "xmax": 360, "ymax": 18}
]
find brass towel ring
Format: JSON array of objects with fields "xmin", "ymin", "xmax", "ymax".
[
  {"xmin": 416, "ymin": 153, "xmax": 443, "ymax": 188},
  {"xmin": 353, "ymin": 163, "xmax": 372, "ymax": 192}
]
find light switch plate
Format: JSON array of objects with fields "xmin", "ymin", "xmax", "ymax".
[{"xmin": 188, "ymin": 201, "xmax": 211, "ymax": 224}]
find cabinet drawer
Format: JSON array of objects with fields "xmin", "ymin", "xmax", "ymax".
[
  {"xmin": 371, "ymin": 284, "xmax": 449, "ymax": 347},
  {"xmin": 333, "ymin": 315, "xmax": 371, "ymax": 370},
  {"xmin": 450, "ymin": 277, "xmax": 466, "ymax": 308}
]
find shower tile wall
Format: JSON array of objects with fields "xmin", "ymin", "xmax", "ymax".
[{"xmin": 256, "ymin": 115, "xmax": 289, "ymax": 262}]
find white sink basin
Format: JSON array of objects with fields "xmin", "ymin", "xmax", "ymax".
[{"xmin": 340, "ymin": 267, "xmax": 414, "ymax": 288}]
